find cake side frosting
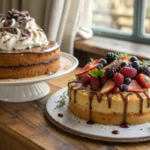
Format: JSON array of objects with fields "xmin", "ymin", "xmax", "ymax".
[{"xmin": 0, "ymin": 9, "xmax": 49, "ymax": 50}]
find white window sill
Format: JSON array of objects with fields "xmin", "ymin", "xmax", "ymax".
[{"xmin": 74, "ymin": 36, "xmax": 150, "ymax": 59}]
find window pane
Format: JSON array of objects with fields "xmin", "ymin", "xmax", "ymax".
[
  {"xmin": 145, "ymin": 0, "xmax": 150, "ymax": 34},
  {"xmin": 92, "ymin": 0, "xmax": 134, "ymax": 33}
]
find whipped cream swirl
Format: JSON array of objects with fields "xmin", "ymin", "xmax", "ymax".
[{"xmin": 0, "ymin": 9, "xmax": 49, "ymax": 50}]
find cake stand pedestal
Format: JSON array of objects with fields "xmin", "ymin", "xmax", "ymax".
[
  {"xmin": 0, "ymin": 82, "xmax": 50, "ymax": 102},
  {"xmin": 0, "ymin": 52, "xmax": 78, "ymax": 102}
]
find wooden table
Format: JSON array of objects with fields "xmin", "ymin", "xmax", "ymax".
[{"xmin": 0, "ymin": 67, "xmax": 150, "ymax": 150}]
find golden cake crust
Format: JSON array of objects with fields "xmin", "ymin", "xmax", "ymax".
[{"xmin": 0, "ymin": 41, "xmax": 60, "ymax": 79}]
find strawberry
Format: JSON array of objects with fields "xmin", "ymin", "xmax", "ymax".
[
  {"xmin": 114, "ymin": 73, "xmax": 124, "ymax": 87},
  {"xmin": 100, "ymin": 80, "xmax": 115, "ymax": 94},
  {"xmin": 111, "ymin": 87, "xmax": 120, "ymax": 94},
  {"xmin": 82, "ymin": 64, "xmax": 92, "ymax": 72},
  {"xmin": 93, "ymin": 59, "xmax": 99, "ymax": 65},
  {"xmin": 136, "ymin": 73, "xmax": 150, "ymax": 88},
  {"xmin": 100, "ymin": 75, "xmax": 107, "ymax": 87},
  {"xmin": 82, "ymin": 74, "xmax": 91, "ymax": 86},
  {"xmin": 120, "ymin": 67, "xmax": 137, "ymax": 78},
  {"xmin": 90, "ymin": 77, "xmax": 101, "ymax": 91},
  {"xmin": 75, "ymin": 65, "xmax": 98, "ymax": 77},
  {"xmin": 128, "ymin": 80, "xmax": 144, "ymax": 92}
]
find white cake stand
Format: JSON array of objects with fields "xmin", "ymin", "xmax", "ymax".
[{"xmin": 0, "ymin": 52, "xmax": 78, "ymax": 102}]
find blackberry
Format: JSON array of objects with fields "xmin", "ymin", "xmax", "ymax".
[
  {"xmin": 138, "ymin": 66, "xmax": 150, "ymax": 77},
  {"xmin": 105, "ymin": 52, "xmax": 116, "ymax": 64},
  {"xmin": 105, "ymin": 68, "xmax": 117, "ymax": 79}
]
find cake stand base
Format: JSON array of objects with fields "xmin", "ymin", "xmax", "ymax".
[{"xmin": 0, "ymin": 82, "xmax": 50, "ymax": 102}]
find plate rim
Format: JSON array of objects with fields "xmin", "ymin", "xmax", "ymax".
[
  {"xmin": 46, "ymin": 87, "xmax": 150, "ymax": 143},
  {"xmin": 0, "ymin": 52, "xmax": 78, "ymax": 85}
]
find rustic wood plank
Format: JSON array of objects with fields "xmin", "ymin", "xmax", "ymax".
[{"xmin": 75, "ymin": 36, "xmax": 150, "ymax": 59}]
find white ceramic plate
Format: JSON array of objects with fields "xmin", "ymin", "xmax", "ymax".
[
  {"xmin": 0, "ymin": 52, "xmax": 78, "ymax": 85},
  {"xmin": 46, "ymin": 87, "xmax": 150, "ymax": 143}
]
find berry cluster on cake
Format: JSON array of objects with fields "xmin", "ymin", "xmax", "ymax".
[
  {"xmin": 0, "ymin": 9, "xmax": 60, "ymax": 79},
  {"xmin": 68, "ymin": 52, "xmax": 150, "ymax": 126}
]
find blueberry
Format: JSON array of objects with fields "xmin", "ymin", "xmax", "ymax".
[
  {"xmin": 124, "ymin": 78, "xmax": 131, "ymax": 85},
  {"xmin": 121, "ymin": 62, "xmax": 129, "ymax": 68},
  {"xmin": 97, "ymin": 63, "xmax": 103, "ymax": 69},
  {"xmin": 99, "ymin": 59, "xmax": 107, "ymax": 66},
  {"xmin": 132, "ymin": 61, "xmax": 139, "ymax": 69},
  {"xmin": 120, "ymin": 84, "xmax": 128, "ymax": 92},
  {"xmin": 130, "ymin": 56, "xmax": 138, "ymax": 62}
]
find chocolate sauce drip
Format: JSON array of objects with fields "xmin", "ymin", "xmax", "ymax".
[
  {"xmin": 89, "ymin": 91, "xmax": 96, "ymax": 123},
  {"xmin": 120, "ymin": 93, "xmax": 132, "ymax": 126},
  {"xmin": 86, "ymin": 120, "xmax": 95, "ymax": 125},
  {"xmin": 135, "ymin": 93, "xmax": 144, "ymax": 114},
  {"xmin": 58, "ymin": 113, "xmax": 63, "ymax": 118},
  {"xmin": 67, "ymin": 80, "xmax": 79, "ymax": 87},
  {"xmin": 96, "ymin": 92, "xmax": 102, "ymax": 103},
  {"xmin": 107, "ymin": 93, "xmax": 112, "ymax": 108},
  {"xmin": 112, "ymin": 130, "xmax": 119, "ymax": 134},
  {"xmin": 74, "ymin": 87, "xmax": 84, "ymax": 103},
  {"xmin": 69, "ymin": 85, "xmax": 77, "ymax": 100},
  {"xmin": 121, "ymin": 122, "xmax": 129, "ymax": 128},
  {"xmin": 68, "ymin": 80, "xmax": 80, "ymax": 99},
  {"xmin": 143, "ymin": 90, "xmax": 150, "ymax": 108}
]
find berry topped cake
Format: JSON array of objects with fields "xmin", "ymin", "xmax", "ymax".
[
  {"xmin": 0, "ymin": 9, "xmax": 60, "ymax": 79},
  {"xmin": 68, "ymin": 52, "xmax": 150, "ymax": 126}
]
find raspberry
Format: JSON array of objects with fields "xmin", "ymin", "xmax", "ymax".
[
  {"xmin": 120, "ymin": 67, "xmax": 137, "ymax": 78},
  {"xmin": 114, "ymin": 73, "xmax": 124, "ymax": 87},
  {"xmin": 111, "ymin": 87, "xmax": 120, "ymax": 94},
  {"xmin": 90, "ymin": 77, "xmax": 100, "ymax": 91},
  {"xmin": 82, "ymin": 74, "xmax": 91, "ymax": 86}
]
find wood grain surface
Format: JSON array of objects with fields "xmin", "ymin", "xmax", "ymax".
[{"xmin": 0, "ymin": 68, "xmax": 150, "ymax": 150}]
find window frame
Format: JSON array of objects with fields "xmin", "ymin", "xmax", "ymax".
[{"xmin": 92, "ymin": 0, "xmax": 150, "ymax": 45}]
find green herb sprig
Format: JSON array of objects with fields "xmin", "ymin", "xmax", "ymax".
[
  {"xmin": 89, "ymin": 68, "xmax": 105, "ymax": 78},
  {"xmin": 55, "ymin": 91, "xmax": 67, "ymax": 109},
  {"xmin": 115, "ymin": 52, "xmax": 131, "ymax": 60}
]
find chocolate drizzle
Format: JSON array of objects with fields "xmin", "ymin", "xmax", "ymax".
[
  {"xmin": 107, "ymin": 93, "xmax": 112, "ymax": 108},
  {"xmin": 120, "ymin": 93, "xmax": 132, "ymax": 126},
  {"xmin": 68, "ymin": 80, "xmax": 150, "ymax": 126},
  {"xmin": 88, "ymin": 91, "xmax": 96, "ymax": 124},
  {"xmin": 143, "ymin": 90, "xmax": 150, "ymax": 108},
  {"xmin": 135, "ymin": 93, "xmax": 144, "ymax": 114}
]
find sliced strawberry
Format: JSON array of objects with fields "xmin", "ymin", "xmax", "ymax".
[
  {"xmin": 136, "ymin": 73, "xmax": 150, "ymax": 88},
  {"xmin": 93, "ymin": 59, "xmax": 99, "ymax": 65},
  {"xmin": 82, "ymin": 64, "xmax": 92, "ymax": 72},
  {"xmin": 100, "ymin": 80, "xmax": 115, "ymax": 94},
  {"xmin": 128, "ymin": 80, "xmax": 144, "ymax": 93},
  {"xmin": 75, "ymin": 65, "xmax": 98, "ymax": 77}
]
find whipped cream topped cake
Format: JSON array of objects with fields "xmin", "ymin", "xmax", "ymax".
[
  {"xmin": 0, "ymin": 9, "xmax": 60, "ymax": 79},
  {"xmin": 68, "ymin": 52, "xmax": 150, "ymax": 126}
]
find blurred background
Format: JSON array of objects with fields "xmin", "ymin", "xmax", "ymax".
[{"xmin": 92, "ymin": 0, "xmax": 150, "ymax": 34}]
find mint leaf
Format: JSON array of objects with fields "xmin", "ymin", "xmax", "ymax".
[{"xmin": 89, "ymin": 69, "xmax": 104, "ymax": 78}]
